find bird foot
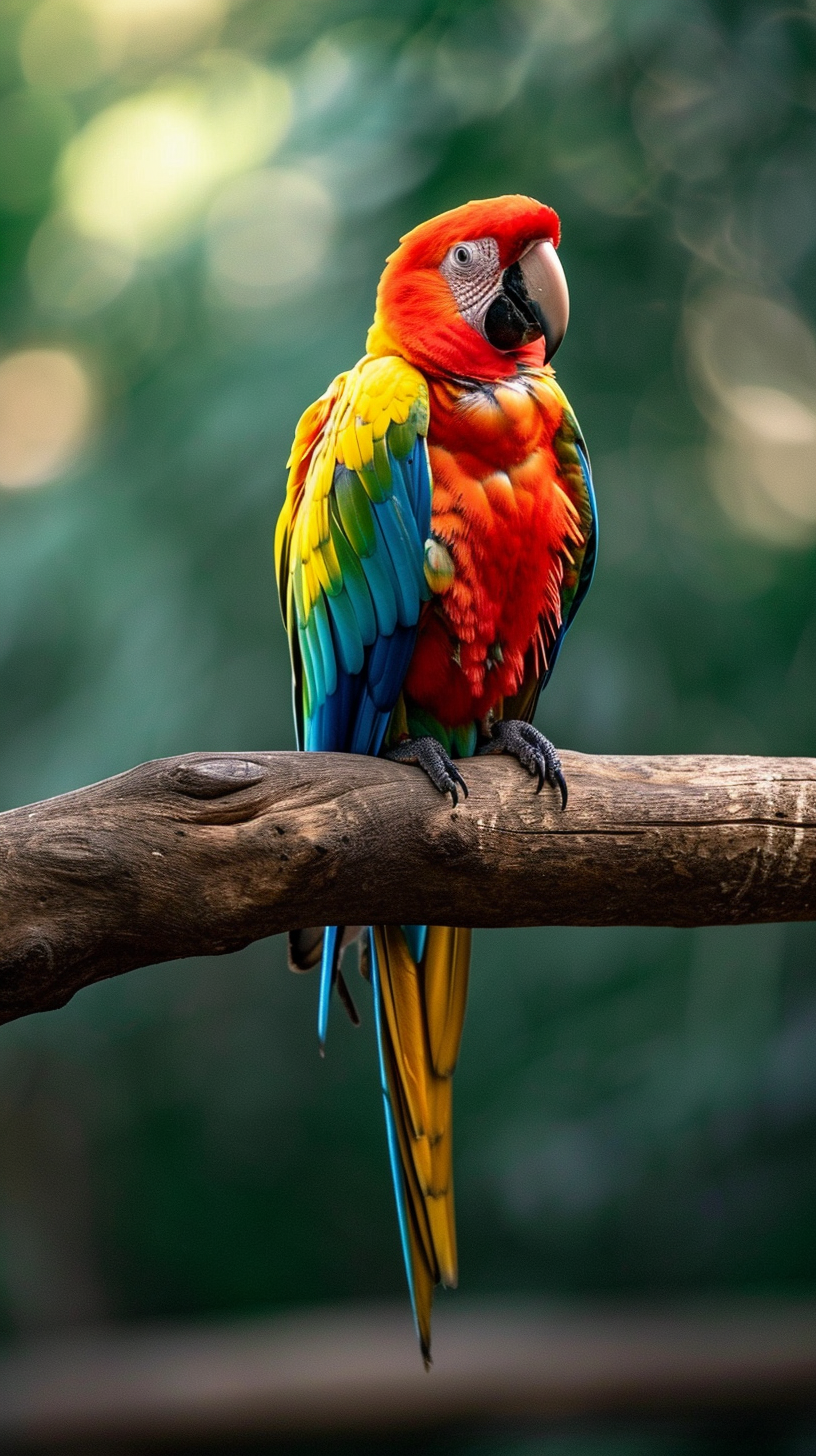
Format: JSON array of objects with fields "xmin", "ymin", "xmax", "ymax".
[
  {"xmin": 386, "ymin": 736, "xmax": 469, "ymax": 807},
  {"xmin": 479, "ymin": 719, "xmax": 567, "ymax": 808}
]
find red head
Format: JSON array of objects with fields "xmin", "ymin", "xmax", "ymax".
[{"xmin": 366, "ymin": 195, "xmax": 568, "ymax": 381}]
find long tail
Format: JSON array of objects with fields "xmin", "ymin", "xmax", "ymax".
[{"xmin": 369, "ymin": 923, "xmax": 471, "ymax": 1366}]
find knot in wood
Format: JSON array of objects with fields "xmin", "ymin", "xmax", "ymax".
[
  {"xmin": 1, "ymin": 933, "xmax": 56, "ymax": 990},
  {"xmin": 167, "ymin": 758, "xmax": 268, "ymax": 800}
]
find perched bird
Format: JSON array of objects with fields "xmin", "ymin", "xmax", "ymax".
[{"xmin": 275, "ymin": 195, "xmax": 596, "ymax": 1364}]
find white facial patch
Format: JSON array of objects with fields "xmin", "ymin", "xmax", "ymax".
[{"xmin": 439, "ymin": 237, "xmax": 501, "ymax": 332}]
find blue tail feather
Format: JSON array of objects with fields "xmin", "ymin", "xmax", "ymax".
[
  {"xmin": 369, "ymin": 928, "xmax": 419, "ymax": 1339},
  {"xmin": 402, "ymin": 924, "xmax": 427, "ymax": 963},
  {"xmin": 317, "ymin": 925, "xmax": 341, "ymax": 1050}
]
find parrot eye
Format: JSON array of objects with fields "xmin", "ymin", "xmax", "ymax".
[
  {"xmin": 440, "ymin": 235, "xmax": 501, "ymax": 324},
  {"xmin": 452, "ymin": 244, "xmax": 475, "ymax": 268}
]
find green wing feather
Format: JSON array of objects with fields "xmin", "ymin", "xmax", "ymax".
[{"xmin": 274, "ymin": 354, "xmax": 432, "ymax": 752}]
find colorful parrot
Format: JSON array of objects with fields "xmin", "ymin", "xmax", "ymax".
[{"xmin": 274, "ymin": 195, "xmax": 596, "ymax": 1364}]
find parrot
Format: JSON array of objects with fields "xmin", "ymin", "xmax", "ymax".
[{"xmin": 274, "ymin": 195, "xmax": 597, "ymax": 1365}]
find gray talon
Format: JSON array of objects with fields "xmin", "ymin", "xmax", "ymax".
[
  {"xmin": 386, "ymin": 735, "xmax": 469, "ymax": 806},
  {"xmin": 479, "ymin": 719, "xmax": 567, "ymax": 809}
]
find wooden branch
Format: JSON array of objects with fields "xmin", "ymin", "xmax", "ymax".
[
  {"xmin": 0, "ymin": 750, "xmax": 814, "ymax": 1026},
  {"xmin": 4, "ymin": 1299, "xmax": 816, "ymax": 1443}
]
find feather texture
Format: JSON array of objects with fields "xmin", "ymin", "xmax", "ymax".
[
  {"xmin": 275, "ymin": 354, "xmax": 431, "ymax": 756},
  {"xmin": 275, "ymin": 196, "xmax": 597, "ymax": 1365},
  {"xmin": 371, "ymin": 925, "xmax": 470, "ymax": 1362}
]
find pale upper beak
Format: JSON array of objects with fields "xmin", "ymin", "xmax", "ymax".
[{"xmin": 517, "ymin": 240, "xmax": 570, "ymax": 363}]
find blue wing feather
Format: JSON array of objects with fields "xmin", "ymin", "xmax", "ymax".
[
  {"xmin": 306, "ymin": 432, "xmax": 431, "ymax": 755},
  {"xmin": 309, "ymin": 423, "xmax": 431, "ymax": 1055},
  {"xmin": 312, "ymin": 593, "xmax": 337, "ymax": 699},
  {"xmin": 360, "ymin": 545, "xmax": 399, "ymax": 638}
]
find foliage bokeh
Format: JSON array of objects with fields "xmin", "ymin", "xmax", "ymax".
[{"xmin": 1, "ymin": 0, "xmax": 816, "ymax": 1447}]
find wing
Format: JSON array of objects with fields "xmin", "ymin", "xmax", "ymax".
[
  {"xmin": 275, "ymin": 355, "xmax": 432, "ymax": 754},
  {"xmin": 504, "ymin": 379, "xmax": 597, "ymax": 724}
]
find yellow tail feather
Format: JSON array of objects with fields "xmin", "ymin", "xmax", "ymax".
[{"xmin": 373, "ymin": 923, "xmax": 471, "ymax": 1360}]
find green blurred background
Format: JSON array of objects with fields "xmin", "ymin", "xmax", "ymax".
[{"xmin": 1, "ymin": 0, "xmax": 816, "ymax": 1450}]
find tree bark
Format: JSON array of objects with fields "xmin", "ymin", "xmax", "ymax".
[{"xmin": 0, "ymin": 750, "xmax": 814, "ymax": 1026}]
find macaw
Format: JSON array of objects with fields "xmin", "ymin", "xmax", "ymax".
[{"xmin": 275, "ymin": 195, "xmax": 596, "ymax": 1364}]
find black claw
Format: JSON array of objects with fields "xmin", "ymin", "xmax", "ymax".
[
  {"xmin": 451, "ymin": 764, "xmax": 469, "ymax": 799},
  {"xmin": 336, "ymin": 967, "xmax": 361, "ymax": 1026},
  {"xmin": 479, "ymin": 719, "xmax": 567, "ymax": 809},
  {"xmin": 386, "ymin": 735, "xmax": 469, "ymax": 807}
]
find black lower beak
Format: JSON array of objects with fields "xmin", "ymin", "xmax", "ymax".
[
  {"xmin": 483, "ymin": 242, "xmax": 569, "ymax": 360},
  {"xmin": 483, "ymin": 263, "xmax": 543, "ymax": 353}
]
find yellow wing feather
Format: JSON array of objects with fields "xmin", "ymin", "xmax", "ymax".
[
  {"xmin": 274, "ymin": 353, "xmax": 430, "ymax": 743},
  {"xmin": 277, "ymin": 354, "xmax": 428, "ymax": 625}
]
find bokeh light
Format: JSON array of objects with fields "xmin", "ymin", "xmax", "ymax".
[
  {"xmin": 20, "ymin": 0, "xmax": 230, "ymax": 91},
  {"xmin": 89, "ymin": 0, "xmax": 229, "ymax": 67},
  {"xmin": 27, "ymin": 213, "xmax": 135, "ymax": 316},
  {"xmin": 688, "ymin": 290, "xmax": 816, "ymax": 545},
  {"xmin": 0, "ymin": 348, "xmax": 93, "ymax": 489},
  {"xmin": 59, "ymin": 52, "xmax": 290, "ymax": 255},
  {"xmin": 20, "ymin": 0, "xmax": 106, "ymax": 92},
  {"xmin": 206, "ymin": 167, "xmax": 333, "ymax": 308},
  {"xmin": 0, "ymin": 6, "xmax": 815, "ymax": 1453}
]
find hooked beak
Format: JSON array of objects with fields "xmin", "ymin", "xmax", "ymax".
[
  {"xmin": 483, "ymin": 239, "xmax": 570, "ymax": 360},
  {"xmin": 517, "ymin": 240, "xmax": 569, "ymax": 362}
]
